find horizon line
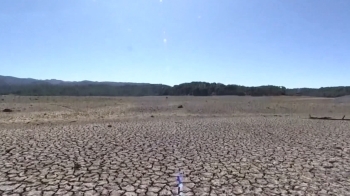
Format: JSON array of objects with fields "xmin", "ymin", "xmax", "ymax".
[{"xmin": 1, "ymin": 74, "xmax": 349, "ymax": 89}]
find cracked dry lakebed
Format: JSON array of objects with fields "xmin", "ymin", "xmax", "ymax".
[{"xmin": 1, "ymin": 95, "xmax": 350, "ymax": 195}]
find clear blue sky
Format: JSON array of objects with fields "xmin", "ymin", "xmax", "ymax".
[{"xmin": 1, "ymin": 0, "xmax": 349, "ymax": 88}]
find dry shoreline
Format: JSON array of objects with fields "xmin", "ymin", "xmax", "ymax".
[{"xmin": 1, "ymin": 95, "xmax": 350, "ymax": 195}]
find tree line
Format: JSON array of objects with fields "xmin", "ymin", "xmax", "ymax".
[{"xmin": 1, "ymin": 82, "xmax": 350, "ymax": 97}]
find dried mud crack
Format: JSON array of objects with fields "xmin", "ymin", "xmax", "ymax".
[{"xmin": 1, "ymin": 116, "xmax": 350, "ymax": 195}]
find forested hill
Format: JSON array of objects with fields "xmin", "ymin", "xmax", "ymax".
[{"xmin": 1, "ymin": 80, "xmax": 350, "ymax": 97}]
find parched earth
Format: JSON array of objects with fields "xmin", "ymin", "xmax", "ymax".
[
  {"xmin": 1, "ymin": 96, "xmax": 350, "ymax": 195},
  {"xmin": 1, "ymin": 117, "xmax": 350, "ymax": 195}
]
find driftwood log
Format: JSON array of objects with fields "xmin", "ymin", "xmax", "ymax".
[{"xmin": 309, "ymin": 114, "xmax": 350, "ymax": 121}]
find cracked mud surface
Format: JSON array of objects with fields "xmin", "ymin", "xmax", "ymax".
[{"xmin": 1, "ymin": 96, "xmax": 350, "ymax": 195}]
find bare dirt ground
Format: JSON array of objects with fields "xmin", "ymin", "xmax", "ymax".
[{"xmin": 1, "ymin": 95, "xmax": 350, "ymax": 195}]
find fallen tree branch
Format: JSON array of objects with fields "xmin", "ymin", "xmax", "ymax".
[{"xmin": 309, "ymin": 114, "xmax": 350, "ymax": 121}]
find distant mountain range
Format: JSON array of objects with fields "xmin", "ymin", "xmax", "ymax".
[
  {"xmin": 1, "ymin": 75, "xmax": 350, "ymax": 97},
  {"xmin": 0, "ymin": 75, "xmax": 149, "ymax": 86}
]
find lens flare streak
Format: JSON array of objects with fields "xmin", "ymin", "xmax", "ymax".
[{"xmin": 177, "ymin": 171, "xmax": 184, "ymax": 195}]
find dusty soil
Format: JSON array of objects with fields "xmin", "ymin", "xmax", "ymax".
[{"xmin": 1, "ymin": 95, "xmax": 350, "ymax": 195}]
